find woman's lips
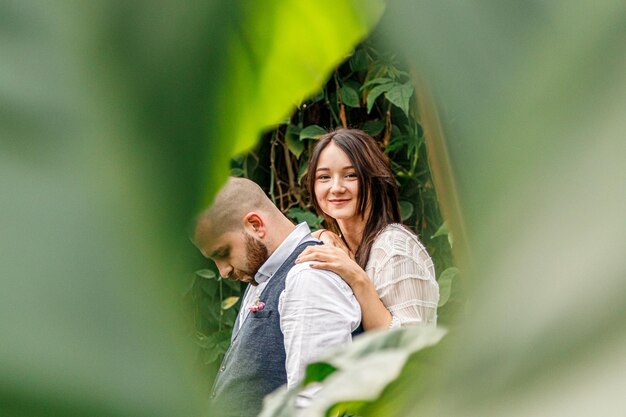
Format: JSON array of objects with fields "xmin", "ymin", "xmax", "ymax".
[{"xmin": 328, "ymin": 199, "xmax": 350, "ymax": 205}]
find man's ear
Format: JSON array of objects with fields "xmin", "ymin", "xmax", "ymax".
[{"xmin": 243, "ymin": 212, "xmax": 266, "ymax": 239}]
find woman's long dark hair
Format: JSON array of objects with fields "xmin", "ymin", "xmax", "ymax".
[{"xmin": 306, "ymin": 128, "xmax": 401, "ymax": 268}]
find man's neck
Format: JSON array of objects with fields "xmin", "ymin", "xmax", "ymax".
[{"xmin": 266, "ymin": 219, "xmax": 296, "ymax": 256}]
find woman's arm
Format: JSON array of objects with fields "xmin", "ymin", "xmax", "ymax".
[
  {"xmin": 296, "ymin": 243, "xmax": 393, "ymax": 330},
  {"xmin": 367, "ymin": 226, "xmax": 439, "ymax": 327}
]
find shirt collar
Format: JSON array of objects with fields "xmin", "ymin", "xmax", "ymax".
[{"xmin": 255, "ymin": 222, "xmax": 316, "ymax": 284}]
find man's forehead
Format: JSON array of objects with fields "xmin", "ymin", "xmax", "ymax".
[{"xmin": 201, "ymin": 230, "xmax": 238, "ymax": 258}]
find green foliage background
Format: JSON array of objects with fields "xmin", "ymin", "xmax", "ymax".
[{"xmin": 189, "ymin": 36, "xmax": 461, "ymax": 388}]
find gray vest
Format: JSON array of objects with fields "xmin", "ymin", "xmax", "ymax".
[{"xmin": 209, "ymin": 241, "xmax": 318, "ymax": 417}]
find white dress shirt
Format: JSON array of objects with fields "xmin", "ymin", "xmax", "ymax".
[{"xmin": 237, "ymin": 222, "xmax": 361, "ymax": 389}]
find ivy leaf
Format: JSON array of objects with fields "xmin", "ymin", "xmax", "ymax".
[
  {"xmin": 437, "ymin": 267, "xmax": 459, "ymax": 307},
  {"xmin": 339, "ymin": 85, "xmax": 361, "ymax": 108},
  {"xmin": 384, "ymin": 82, "xmax": 414, "ymax": 117},
  {"xmin": 362, "ymin": 119, "xmax": 385, "ymax": 136},
  {"xmin": 349, "ymin": 48, "xmax": 368, "ymax": 72},
  {"xmin": 399, "ymin": 201, "xmax": 414, "ymax": 221},
  {"xmin": 287, "ymin": 208, "xmax": 324, "ymax": 229},
  {"xmin": 361, "ymin": 77, "xmax": 393, "ymax": 90},
  {"xmin": 221, "ymin": 296, "xmax": 240, "ymax": 310},
  {"xmin": 300, "ymin": 124, "xmax": 327, "ymax": 140},
  {"xmin": 285, "ymin": 124, "xmax": 304, "ymax": 158},
  {"xmin": 366, "ymin": 82, "xmax": 394, "ymax": 113},
  {"xmin": 196, "ymin": 269, "xmax": 217, "ymax": 280}
]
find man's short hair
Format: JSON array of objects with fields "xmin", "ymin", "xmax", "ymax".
[{"xmin": 194, "ymin": 177, "xmax": 280, "ymax": 246}]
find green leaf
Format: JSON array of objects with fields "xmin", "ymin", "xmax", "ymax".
[
  {"xmin": 384, "ymin": 81, "xmax": 414, "ymax": 117},
  {"xmin": 222, "ymin": 278, "xmax": 243, "ymax": 292},
  {"xmin": 362, "ymin": 119, "xmax": 385, "ymax": 136},
  {"xmin": 303, "ymin": 362, "xmax": 338, "ymax": 385},
  {"xmin": 196, "ymin": 269, "xmax": 217, "ymax": 280},
  {"xmin": 230, "ymin": 167, "xmax": 244, "ymax": 177},
  {"xmin": 431, "ymin": 221, "xmax": 453, "ymax": 247},
  {"xmin": 285, "ymin": 124, "xmax": 304, "ymax": 157},
  {"xmin": 366, "ymin": 82, "xmax": 394, "ymax": 113},
  {"xmin": 222, "ymin": 307, "xmax": 239, "ymax": 326},
  {"xmin": 0, "ymin": 1, "xmax": 386, "ymax": 416},
  {"xmin": 260, "ymin": 327, "xmax": 446, "ymax": 416},
  {"xmin": 399, "ymin": 201, "xmax": 414, "ymax": 221},
  {"xmin": 431, "ymin": 221, "xmax": 448, "ymax": 239},
  {"xmin": 287, "ymin": 208, "xmax": 324, "ymax": 229},
  {"xmin": 361, "ymin": 77, "xmax": 394, "ymax": 90},
  {"xmin": 437, "ymin": 267, "xmax": 459, "ymax": 307},
  {"xmin": 202, "ymin": 347, "xmax": 221, "ymax": 365},
  {"xmin": 202, "ymin": 0, "xmax": 386, "ymax": 204},
  {"xmin": 339, "ymin": 85, "xmax": 361, "ymax": 108},
  {"xmin": 221, "ymin": 296, "xmax": 240, "ymax": 310},
  {"xmin": 349, "ymin": 47, "xmax": 369, "ymax": 72},
  {"xmin": 299, "ymin": 124, "xmax": 327, "ymax": 140}
]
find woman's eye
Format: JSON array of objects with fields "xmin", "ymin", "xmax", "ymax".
[
  {"xmin": 346, "ymin": 172, "xmax": 357, "ymax": 178},
  {"xmin": 317, "ymin": 175, "xmax": 330, "ymax": 181}
]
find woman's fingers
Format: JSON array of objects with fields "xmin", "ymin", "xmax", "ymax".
[{"xmin": 296, "ymin": 250, "xmax": 334, "ymax": 263}]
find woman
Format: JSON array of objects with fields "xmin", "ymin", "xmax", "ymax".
[{"xmin": 296, "ymin": 128, "xmax": 439, "ymax": 330}]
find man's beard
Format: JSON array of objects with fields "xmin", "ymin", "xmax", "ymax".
[{"xmin": 231, "ymin": 233, "xmax": 268, "ymax": 285}]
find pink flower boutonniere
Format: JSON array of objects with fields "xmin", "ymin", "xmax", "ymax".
[{"xmin": 249, "ymin": 296, "xmax": 265, "ymax": 313}]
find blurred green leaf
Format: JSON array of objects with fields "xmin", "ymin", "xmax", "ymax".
[
  {"xmin": 399, "ymin": 201, "xmax": 414, "ymax": 221},
  {"xmin": 303, "ymin": 362, "xmax": 338, "ymax": 385},
  {"xmin": 430, "ymin": 221, "xmax": 448, "ymax": 239},
  {"xmin": 203, "ymin": 0, "xmax": 385, "ymax": 204},
  {"xmin": 221, "ymin": 296, "xmax": 240, "ymax": 310},
  {"xmin": 230, "ymin": 167, "xmax": 245, "ymax": 177},
  {"xmin": 260, "ymin": 327, "xmax": 446, "ymax": 417},
  {"xmin": 437, "ymin": 267, "xmax": 459, "ymax": 307},
  {"xmin": 196, "ymin": 269, "xmax": 217, "ymax": 280}
]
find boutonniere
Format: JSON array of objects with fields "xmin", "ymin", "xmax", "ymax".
[{"xmin": 249, "ymin": 296, "xmax": 265, "ymax": 313}]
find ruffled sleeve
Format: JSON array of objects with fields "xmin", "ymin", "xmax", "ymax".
[{"xmin": 365, "ymin": 224, "xmax": 439, "ymax": 327}]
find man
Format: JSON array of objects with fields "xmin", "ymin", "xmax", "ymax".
[{"xmin": 194, "ymin": 177, "xmax": 361, "ymax": 417}]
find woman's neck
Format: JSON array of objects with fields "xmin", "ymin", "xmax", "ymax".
[{"xmin": 337, "ymin": 217, "xmax": 366, "ymax": 254}]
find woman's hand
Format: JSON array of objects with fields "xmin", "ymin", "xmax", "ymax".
[
  {"xmin": 296, "ymin": 244, "xmax": 366, "ymax": 289},
  {"xmin": 311, "ymin": 230, "xmax": 354, "ymax": 259}
]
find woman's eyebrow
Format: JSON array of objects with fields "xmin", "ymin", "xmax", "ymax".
[{"xmin": 316, "ymin": 166, "xmax": 354, "ymax": 172}]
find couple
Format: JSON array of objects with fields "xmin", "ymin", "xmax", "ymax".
[{"xmin": 194, "ymin": 128, "xmax": 439, "ymax": 416}]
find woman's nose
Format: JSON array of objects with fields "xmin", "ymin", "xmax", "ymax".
[{"xmin": 330, "ymin": 177, "xmax": 345, "ymax": 193}]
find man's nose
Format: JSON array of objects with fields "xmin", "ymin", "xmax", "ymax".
[{"xmin": 215, "ymin": 260, "xmax": 233, "ymax": 279}]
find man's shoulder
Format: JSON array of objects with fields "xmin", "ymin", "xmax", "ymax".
[{"xmin": 285, "ymin": 262, "xmax": 352, "ymax": 293}]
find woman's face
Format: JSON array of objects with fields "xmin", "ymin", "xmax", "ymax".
[{"xmin": 313, "ymin": 142, "xmax": 361, "ymax": 223}]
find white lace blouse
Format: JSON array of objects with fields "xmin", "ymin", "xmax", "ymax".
[{"xmin": 364, "ymin": 224, "xmax": 439, "ymax": 328}]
